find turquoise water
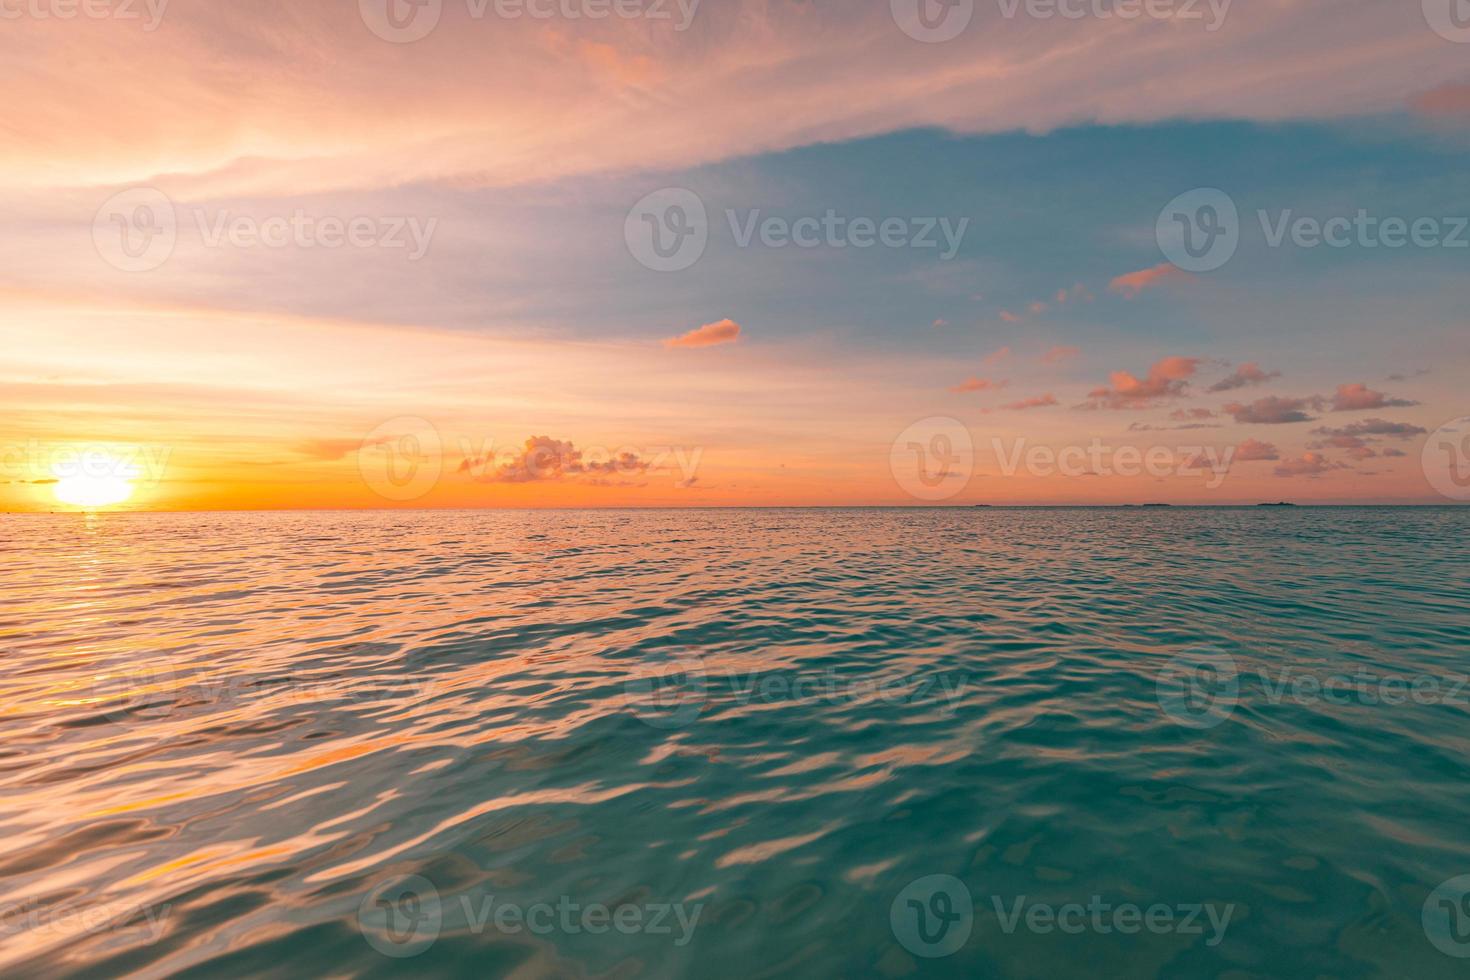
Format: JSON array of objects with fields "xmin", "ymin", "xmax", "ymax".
[{"xmin": 2, "ymin": 508, "xmax": 1469, "ymax": 978}]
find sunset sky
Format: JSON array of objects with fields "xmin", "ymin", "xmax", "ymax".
[{"xmin": 3, "ymin": 0, "xmax": 1468, "ymax": 510}]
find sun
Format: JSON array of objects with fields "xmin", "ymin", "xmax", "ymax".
[{"xmin": 52, "ymin": 454, "xmax": 138, "ymax": 509}]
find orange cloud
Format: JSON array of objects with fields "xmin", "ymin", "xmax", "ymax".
[
  {"xmin": 1041, "ymin": 345, "xmax": 1080, "ymax": 364},
  {"xmin": 1108, "ymin": 263, "xmax": 1192, "ymax": 299},
  {"xmin": 1235, "ymin": 438, "xmax": 1280, "ymax": 461},
  {"xmin": 665, "ymin": 319, "xmax": 741, "ymax": 349},
  {"xmin": 1083, "ymin": 356, "xmax": 1198, "ymax": 409},
  {"xmin": 997, "ymin": 393, "xmax": 1059, "ymax": 411},
  {"xmin": 950, "ymin": 377, "xmax": 1008, "ymax": 394},
  {"xmin": 1330, "ymin": 383, "xmax": 1416, "ymax": 412}
]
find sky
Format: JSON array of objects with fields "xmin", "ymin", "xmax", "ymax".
[{"xmin": 2, "ymin": 0, "xmax": 1468, "ymax": 510}]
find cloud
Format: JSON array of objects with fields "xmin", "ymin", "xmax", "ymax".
[
  {"xmin": 1235, "ymin": 438, "xmax": 1280, "ymax": 461},
  {"xmin": 982, "ymin": 346, "xmax": 1011, "ymax": 366},
  {"xmin": 1082, "ymin": 356, "xmax": 1198, "ymax": 409},
  {"xmin": 1054, "ymin": 284, "xmax": 1093, "ymax": 305},
  {"xmin": 8, "ymin": 1, "xmax": 1456, "ymax": 197},
  {"xmin": 1108, "ymin": 263, "xmax": 1192, "ymax": 299},
  {"xmin": 1274, "ymin": 452, "xmax": 1346, "ymax": 478},
  {"xmin": 1170, "ymin": 407, "xmax": 1217, "ymax": 421},
  {"xmin": 1223, "ymin": 395, "xmax": 1323, "ymax": 424},
  {"xmin": 1311, "ymin": 418, "xmax": 1427, "ymax": 439},
  {"xmin": 1041, "ymin": 345, "xmax": 1080, "ymax": 364},
  {"xmin": 665, "ymin": 318, "xmax": 741, "ymax": 349},
  {"xmin": 996, "ymin": 393, "xmax": 1059, "ymax": 411},
  {"xmin": 1208, "ymin": 362, "xmax": 1281, "ymax": 392},
  {"xmin": 462, "ymin": 436, "xmax": 649, "ymax": 483},
  {"xmin": 1411, "ymin": 83, "xmax": 1470, "ymax": 118},
  {"xmin": 950, "ymin": 376, "xmax": 1008, "ymax": 393},
  {"xmin": 999, "ymin": 310, "xmax": 1022, "ymax": 324},
  {"xmin": 1329, "ymin": 383, "xmax": 1416, "ymax": 412}
]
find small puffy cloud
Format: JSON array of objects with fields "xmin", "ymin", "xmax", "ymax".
[
  {"xmin": 1381, "ymin": 448, "xmax": 1408, "ymax": 458},
  {"xmin": 463, "ymin": 436, "xmax": 650, "ymax": 483},
  {"xmin": 950, "ymin": 376, "xmax": 1008, "ymax": 393},
  {"xmin": 999, "ymin": 310, "xmax": 1021, "ymax": 324},
  {"xmin": 1041, "ymin": 345, "xmax": 1080, "ymax": 364},
  {"xmin": 1208, "ymin": 362, "xmax": 1281, "ymax": 393},
  {"xmin": 1274, "ymin": 452, "xmax": 1346, "ymax": 478},
  {"xmin": 1108, "ymin": 263, "xmax": 1192, "ymax": 299},
  {"xmin": 1082, "ymin": 356, "xmax": 1198, "ymax": 409},
  {"xmin": 1223, "ymin": 395, "xmax": 1323, "ymax": 424},
  {"xmin": 996, "ymin": 393, "xmax": 1058, "ymax": 411},
  {"xmin": 664, "ymin": 318, "xmax": 741, "ymax": 349},
  {"xmin": 1330, "ymin": 383, "xmax": 1416, "ymax": 412},
  {"xmin": 1236, "ymin": 438, "xmax": 1280, "ymax": 461},
  {"xmin": 932, "ymin": 318, "xmax": 949, "ymax": 328},
  {"xmin": 982, "ymin": 346, "xmax": 1012, "ymax": 366},
  {"xmin": 1171, "ymin": 407, "xmax": 1217, "ymax": 421},
  {"xmin": 1054, "ymin": 284, "xmax": 1093, "ymax": 305},
  {"xmin": 1311, "ymin": 418, "xmax": 1427, "ymax": 440}
]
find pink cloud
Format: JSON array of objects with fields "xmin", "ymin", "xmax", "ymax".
[
  {"xmin": 982, "ymin": 346, "xmax": 1012, "ymax": 366},
  {"xmin": 1041, "ymin": 345, "xmax": 1080, "ymax": 364},
  {"xmin": 1108, "ymin": 263, "xmax": 1192, "ymax": 299},
  {"xmin": 465, "ymin": 436, "xmax": 649, "ymax": 483},
  {"xmin": 664, "ymin": 318, "xmax": 741, "ymax": 349},
  {"xmin": 1236, "ymin": 438, "xmax": 1280, "ymax": 461},
  {"xmin": 932, "ymin": 318, "xmax": 949, "ymax": 328},
  {"xmin": 997, "ymin": 393, "xmax": 1059, "ymax": 411},
  {"xmin": 950, "ymin": 376, "xmax": 1008, "ymax": 393},
  {"xmin": 1329, "ymin": 383, "xmax": 1416, "ymax": 412},
  {"xmin": 1171, "ymin": 407, "xmax": 1217, "ymax": 421},
  {"xmin": 1274, "ymin": 452, "xmax": 1346, "ymax": 478},
  {"xmin": 1312, "ymin": 419, "xmax": 1427, "ymax": 440},
  {"xmin": 1082, "ymin": 356, "xmax": 1199, "ymax": 409},
  {"xmin": 1412, "ymin": 83, "xmax": 1470, "ymax": 118},
  {"xmin": 999, "ymin": 310, "xmax": 1021, "ymax": 324},
  {"xmin": 1223, "ymin": 395, "xmax": 1322, "ymax": 424},
  {"xmin": 1208, "ymin": 362, "xmax": 1281, "ymax": 393}
]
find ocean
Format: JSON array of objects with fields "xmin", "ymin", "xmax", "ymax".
[{"xmin": 2, "ymin": 507, "xmax": 1468, "ymax": 977}]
